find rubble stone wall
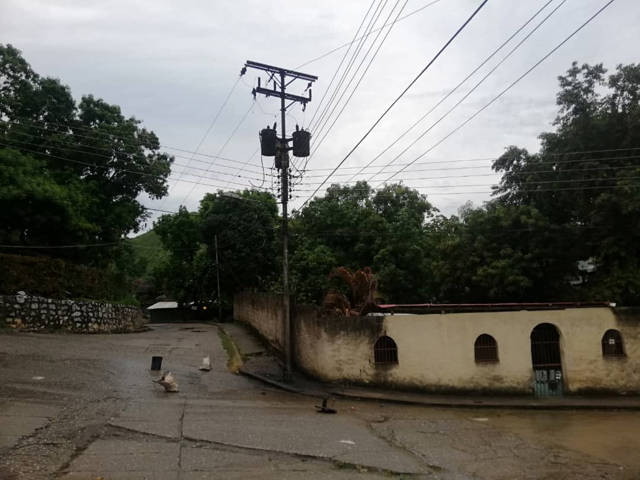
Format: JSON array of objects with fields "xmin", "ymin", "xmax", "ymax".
[{"xmin": 0, "ymin": 294, "xmax": 144, "ymax": 333}]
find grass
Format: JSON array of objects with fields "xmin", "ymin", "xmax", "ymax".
[{"xmin": 217, "ymin": 327, "xmax": 244, "ymax": 373}]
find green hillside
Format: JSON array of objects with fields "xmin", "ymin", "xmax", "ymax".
[{"xmin": 129, "ymin": 230, "xmax": 168, "ymax": 279}]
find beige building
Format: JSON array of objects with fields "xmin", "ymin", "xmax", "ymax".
[{"xmin": 235, "ymin": 293, "xmax": 640, "ymax": 396}]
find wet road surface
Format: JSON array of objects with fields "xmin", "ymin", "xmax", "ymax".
[{"xmin": 0, "ymin": 323, "xmax": 638, "ymax": 479}]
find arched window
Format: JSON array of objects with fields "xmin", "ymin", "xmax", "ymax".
[
  {"xmin": 602, "ymin": 329, "xmax": 625, "ymax": 357},
  {"xmin": 474, "ymin": 334, "xmax": 498, "ymax": 363},
  {"xmin": 374, "ymin": 336, "xmax": 398, "ymax": 365}
]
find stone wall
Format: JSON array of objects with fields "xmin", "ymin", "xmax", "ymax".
[{"xmin": 0, "ymin": 294, "xmax": 144, "ymax": 333}]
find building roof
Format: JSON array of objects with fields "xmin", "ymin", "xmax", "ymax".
[
  {"xmin": 374, "ymin": 301, "xmax": 614, "ymax": 314},
  {"xmin": 147, "ymin": 301, "xmax": 178, "ymax": 310}
]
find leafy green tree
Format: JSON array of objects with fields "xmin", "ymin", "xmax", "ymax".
[
  {"xmin": 0, "ymin": 44, "xmax": 173, "ymax": 265},
  {"xmin": 199, "ymin": 190, "xmax": 279, "ymax": 299},
  {"xmin": 372, "ymin": 185, "xmax": 435, "ymax": 302},
  {"xmin": 154, "ymin": 207, "xmax": 202, "ymax": 305},
  {"xmin": 153, "ymin": 190, "xmax": 279, "ymax": 311},
  {"xmin": 291, "ymin": 182, "xmax": 436, "ymax": 303},
  {"xmin": 0, "ymin": 148, "xmax": 91, "ymax": 245},
  {"xmin": 493, "ymin": 62, "xmax": 640, "ymax": 304},
  {"xmin": 424, "ymin": 204, "xmax": 576, "ymax": 302}
]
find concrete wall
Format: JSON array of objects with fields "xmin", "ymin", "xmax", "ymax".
[
  {"xmin": 234, "ymin": 291, "xmax": 284, "ymax": 351},
  {"xmin": 297, "ymin": 308, "xmax": 640, "ymax": 394},
  {"xmin": 234, "ymin": 292, "xmax": 640, "ymax": 394},
  {"xmin": 0, "ymin": 294, "xmax": 144, "ymax": 333}
]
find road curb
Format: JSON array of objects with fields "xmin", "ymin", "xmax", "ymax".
[
  {"xmin": 328, "ymin": 390, "xmax": 640, "ymax": 410},
  {"xmin": 238, "ymin": 368, "xmax": 304, "ymax": 394},
  {"xmin": 238, "ymin": 368, "xmax": 640, "ymax": 410}
]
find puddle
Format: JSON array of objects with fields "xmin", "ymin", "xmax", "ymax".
[{"xmin": 488, "ymin": 410, "xmax": 640, "ymax": 469}]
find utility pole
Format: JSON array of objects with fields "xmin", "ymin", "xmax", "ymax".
[
  {"xmin": 245, "ymin": 60, "xmax": 317, "ymax": 382},
  {"xmin": 214, "ymin": 234, "xmax": 222, "ymax": 323}
]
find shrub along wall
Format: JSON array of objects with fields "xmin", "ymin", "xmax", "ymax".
[
  {"xmin": 0, "ymin": 294, "xmax": 144, "ymax": 333},
  {"xmin": 0, "ymin": 253, "xmax": 130, "ymax": 301}
]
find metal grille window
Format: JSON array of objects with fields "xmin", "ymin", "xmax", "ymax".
[
  {"xmin": 531, "ymin": 323, "xmax": 561, "ymax": 368},
  {"xmin": 602, "ymin": 329, "xmax": 625, "ymax": 357},
  {"xmin": 374, "ymin": 336, "xmax": 398, "ymax": 365},
  {"xmin": 474, "ymin": 334, "xmax": 498, "ymax": 363}
]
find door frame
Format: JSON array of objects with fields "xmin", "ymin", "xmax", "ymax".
[{"xmin": 530, "ymin": 322, "xmax": 564, "ymax": 397}]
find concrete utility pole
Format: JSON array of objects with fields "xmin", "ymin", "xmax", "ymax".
[
  {"xmin": 244, "ymin": 60, "xmax": 317, "ymax": 382},
  {"xmin": 214, "ymin": 234, "xmax": 221, "ymax": 323}
]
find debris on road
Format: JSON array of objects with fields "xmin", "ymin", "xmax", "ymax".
[
  {"xmin": 155, "ymin": 371, "xmax": 179, "ymax": 392},
  {"xmin": 199, "ymin": 355, "xmax": 211, "ymax": 371},
  {"xmin": 316, "ymin": 397, "xmax": 337, "ymax": 414},
  {"xmin": 150, "ymin": 355, "xmax": 163, "ymax": 371}
]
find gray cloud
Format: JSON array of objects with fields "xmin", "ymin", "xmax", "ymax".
[{"xmin": 1, "ymin": 0, "xmax": 636, "ymax": 226}]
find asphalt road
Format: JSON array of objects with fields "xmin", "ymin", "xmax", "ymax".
[{"xmin": 1, "ymin": 323, "xmax": 638, "ymax": 479}]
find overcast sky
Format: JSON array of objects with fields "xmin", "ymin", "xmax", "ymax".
[{"xmin": 1, "ymin": 0, "xmax": 638, "ymax": 229}]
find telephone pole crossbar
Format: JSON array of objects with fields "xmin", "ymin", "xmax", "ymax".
[{"xmin": 245, "ymin": 60, "xmax": 317, "ymax": 382}]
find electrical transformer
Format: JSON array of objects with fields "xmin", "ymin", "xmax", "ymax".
[
  {"xmin": 292, "ymin": 126, "xmax": 311, "ymax": 157},
  {"xmin": 259, "ymin": 127, "xmax": 277, "ymax": 156}
]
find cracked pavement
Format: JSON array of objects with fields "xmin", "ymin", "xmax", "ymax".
[{"xmin": 1, "ymin": 323, "xmax": 639, "ymax": 479}]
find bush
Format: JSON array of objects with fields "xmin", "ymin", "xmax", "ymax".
[{"xmin": 0, "ymin": 253, "xmax": 133, "ymax": 301}]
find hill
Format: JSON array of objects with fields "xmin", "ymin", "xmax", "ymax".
[{"xmin": 129, "ymin": 230, "xmax": 168, "ymax": 280}]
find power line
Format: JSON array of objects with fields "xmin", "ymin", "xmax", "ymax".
[
  {"xmin": 3, "ymin": 119, "xmax": 269, "ymax": 175},
  {"xmin": 380, "ymin": 0, "xmax": 617, "ymax": 185},
  {"xmin": 0, "ymin": 242, "xmax": 121, "ymax": 249},
  {"xmin": 0, "ymin": 136, "xmax": 270, "ymax": 185},
  {"xmin": 306, "ymin": 0, "xmax": 378, "ymax": 130},
  {"xmin": 306, "ymin": 0, "xmax": 409, "ymax": 168},
  {"xmin": 292, "ymin": 161, "xmax": 640, "ymax": 186},
  {"xmin": 293, "ymin": 173, "xmax": 640, "ymax": 193},
  {"xmin": 342, "ymin": 0, "xmax": 557, "ymax": 184},
  {"xmin": 14, "ymin": 139, "xmax": 635, "ymax": 202},
  {"xmin": 296, "ymin": 0, "xmax": 443, "ymax": 69},
  {"xmin": 6, "ymin": 133, "xmax": 637, "ymax": 198},
  {"xmin": 16, "ymin": 118, "xmax": 639, "ymax": 178},
  {"xmin": 219, "ymin": 147, "xmax": 260, "ymax": 189},
  {"xmin": 309, "ymin": 0, "xmax": 388, "ymax": 133},
  {"xmin": 0, "ymin": 141, "xmax": 274, "ymax": 194},
  {"xmin": 162, "ymin": 76, "xmax": 242, "ymax": 200},
  {"xmin": 291, "ymin": 181, "xmax": 640, "ymax": 200},
  {"xmin": 299, "ymin": 0, "xmax": 489, "ymax": 208},
  {"xmin": 177, "ymin": 100, "xmax": 258, "ymax": 206},
  {"xmin": 301, "ymin": 157, "xmax": 640, "ymax": 179},
  {"xmin": 367, "ymin": 0, "xmax": 567, "ymax": 184},
  {"xmin": 299, "ymin": 149, "xmax": 640, "ymax": 174},
  {"xmin": 146, "ymin": 207, "xmax": 179, "ymax": 214}
]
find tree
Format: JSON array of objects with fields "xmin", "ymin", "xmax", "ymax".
[
  {"xmin": 0, "ymin": 44, "xmax": 173, "ymax": 265},
  {"xmin": 323, "ymin": 266, "xmax": 378, "ymax": 316},
  {"xmin": 424, "ymin": 204, "xmax": 576, "ymax": 302},
  {"xmin": 292, "ymin": 182, "xmax": 436, "ymax": 304},
  {"xmin": 154, "ymin": 190, "xmax": 279, "ymax": 311},
  {"xmin": 154, "ymin": 207, "xmax": 202, "ymax": 305},
  {"xmin": 492, "ymin": 62, "xmax": 640, "ymax": 304},
  {"xmin": 372, "ymin": 184, "xmax": 435, "ymax": 302},
  {"xmin": 199, "ymin": 190, "xmax": 279, "ymax": 297}
]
